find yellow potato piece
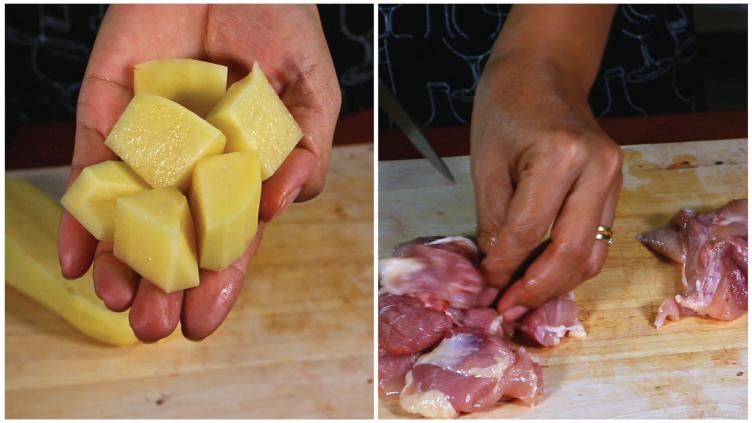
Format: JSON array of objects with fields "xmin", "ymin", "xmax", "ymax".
[
  {"xmin": 134, "ymin": 59, "xmax": 228, "ymax": 117},
  {"xmin": 60, "ymin": 161, "xmax": 150, "ymax": 241},
  {"xmin": 114, "ymin": 188, "xmax": 199, "ymax": 293},
  {"xmin": 6, "ymin": 179, "xmax": 137, "ymax": 346},
  {"xmin": 207, "ymin": 61, "xmax": 303, "ymax": 180},
  {"xmin": 190, "ymin": 152, "xmax": 262, "ymax": 270},
  {"xmin": 105, "ymin": 93, "xmax": 226, "ymax": 192}
]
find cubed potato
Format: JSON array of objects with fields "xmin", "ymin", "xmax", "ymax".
[
  {"xmin": 105, "ymin": 93, "xmax": 226, "ymax": 192},
  {"xmin": 114, "ymin": 188, "xmax": 199, "ymax": 293},
  {"xmin": 207, "ymin": 62, "xmax": 303, "ymax": 180},
  {"xmin": 134, "ymin": 59, "xmax": 228, "ymax": 117},
  {"xmin": 60, "ymin": 161, "xmax": 150, "ymax": 241},
  {"xmin": 190, "ymin": 152, "xmax": 262, "ymax": 270}
]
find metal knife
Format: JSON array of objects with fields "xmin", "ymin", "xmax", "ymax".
[{"xmin": 378, "ymin": 80, "xmax": 455, "ymax": 183}]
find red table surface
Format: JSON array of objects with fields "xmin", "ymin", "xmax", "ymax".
[{"xmin": 378, "ymin": 110, "xmax": 748, "ymax": 161}]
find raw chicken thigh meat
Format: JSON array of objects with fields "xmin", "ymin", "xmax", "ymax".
[
  {"xmin": 637, "ymin": 199, "xmax": 748, "ymax": 329},
  {"xmin": 378, "ymin": 236, "xmax": 584, "ymax": 418}
]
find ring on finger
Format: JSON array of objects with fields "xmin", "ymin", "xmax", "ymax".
[{"xmin": 595, "ymin": 226, "xmax": 613, "ymax": 245}]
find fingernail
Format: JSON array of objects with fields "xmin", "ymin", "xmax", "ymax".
[
  {"xmin": 503, "ymin": 305, "xmax": 529, "ymax": 321},
  {"xmin": 273, "ymin": 187, "xmax": 301, "ymax": 220}
]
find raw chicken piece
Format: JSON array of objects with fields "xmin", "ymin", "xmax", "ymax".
[
  {"xmin": 378, "ymin": 347, "xmax": 418, "ymax": 397},
  {"xmin": 653, "ymin": 297, "xmax": 697, "ymax": 328},
  {"xmin": 379, "ymin": 293, "xmax": 452, "ymax": 355},
  {"xmin": 518, "ymin": 293, "xmax": 586, "ymax": 347},
  {"xmin": 393, "ymin": 236, "xmax": 480, "ymax": 264},
  {"xmin": 499, "ymin": 347, "xmax": 544, "ymax": 406},
  {"xmin": 638, "ymin": 199, "xmax": 748, "ymax": 328},
  {"xmin": 459, "ymin": 308, "xmax": 506, "ymax": 337},
  {"xmin": 380, "ymin": 244, "xmax": 486, "ymax": 310},
  {"xmin": 399, "ymin": 328, "xmax": 542, "ymax": 418},
  {"xmin": 378, "ymin": 235, "xmax": 585, "ymax": 417}
]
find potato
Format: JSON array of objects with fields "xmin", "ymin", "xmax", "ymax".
[
  {"xmin": 190, "ymin": 152, "xmax": 262, "ymax": 270},
  {"xmin": 114, "ymin": 188, "xmax": 199, "ymax": 293},
  {"xmin": 207, "ymin": 62, "xmax": 303, "ymax": 180},
  {"xmin": 105, "ymin": 93, "xmax": 226, "ymax": 192},
  {"xmin": 60, "ymin": 161, "xmax": 150, "ymax": 241},
  {"xmin": 134, "ymin": 59, "xmax": 228, "ymax": 117},
  {"xmin": 6, "ymin": 179, "xmax": 137, "ymax": 346}
]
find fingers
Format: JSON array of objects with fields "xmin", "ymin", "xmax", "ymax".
[
  {"xmin": 182, "ymin": 222, "xmax": 266, "ymax": 341},
  {"xmin": 259, "ymin": 147, "xmax": 317, "ymax": 222},
  {"xmin": 497, "ymin": 144, "xmax": 622, "ymax": 314},
  {"xmin": 58, "ymin": 210, "xmax": 99, "ymax": 279},
  {"xmin": 92, "ymin": 242, "xmax": 138, "ymax": 312},
  {"xmin": 570, "ymin": 171, "xmax": 622, "ymax": 293},
  {"xmin": 480, "ymin": 141, "xmax": 584, "ymax": 289},
  {"xmin": 471, "ymin": 152, "xmax": 514, "ymax": 257},
  {"xmin": 129, "ymin": 279, "xmax": 183, "ymax": 343}
]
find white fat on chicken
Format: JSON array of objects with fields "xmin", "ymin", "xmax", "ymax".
[
  {"xmin": 538, "ymin": 322, "xmax": 588, "ymax": 345},
  {"xmin": 379, "ymin": 257, "xmax": 424, "ymax": 291},
  {"xmin": 426, "ymin": 236, "xmax": 478, "ymax": 253},
  {"xmin": 400, "ymin": 371, "xmax": 459, "ymax": 419},
  {"xmin": 416, "ymin": 333, "xmax": 512, "ymax": 379},
  {"xmin": 488, "ymin": 315, "xmax": 505, "ymax": 335}
]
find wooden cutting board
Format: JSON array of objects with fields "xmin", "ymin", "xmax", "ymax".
[
  {"xmin": 5, "ymin": 144, "xmax": 374, "ymax": 419},
  {"xmin": 379, "ymin": 139, "xmax": 748, "ymax": 419}
]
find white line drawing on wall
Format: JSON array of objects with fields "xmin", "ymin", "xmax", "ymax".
[
  {"xmin": 27, "ymin": 4, "xmax": 91, "ymax": 116},
  {"xmin": 622, "ymin": 4, "xmax": 657, "ymax": 25},
  {"xmin": 670, "ymin": 63, "xmax": 693, "ymax": 107},
  {"xmin": 621, "ymin": 28, "xmax": 674, "ymax": 83},
  {"xmin": 339, "ymin": 4, "xmax": 373, "ymax": 87},
  {"xmin": 598, "ymin": 67, "xmax": 647, "ymax": 117},
  {"xmin": 6, "ymin": 26, "xmax": 34, "ymax": 46},
  {"xmin": 442, "ymin": 38, "xmax": 493, "ymax": 103},
  {"xmin": 665, "ymin": 5, "xmax": 697, "ymax": 64},
  {"xmin": 380, "ymin": 5, "xmax": 428, "ymax": 95},
  {"xmin": 481, "ymin": 5, "xmax": 507, "ymax": 39},
  {"xmin": 424, "ymin": 81, "xmax": 468, "ymax": 126}
]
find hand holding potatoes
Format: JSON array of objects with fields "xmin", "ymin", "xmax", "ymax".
[{"xmin": 58, "ymin": 4, "xmax": 341, "ymax": 342}]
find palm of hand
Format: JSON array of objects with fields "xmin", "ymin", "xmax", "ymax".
[{"xmin": 59, "ymin": 4, "xmax": 340, "ymax": 342}]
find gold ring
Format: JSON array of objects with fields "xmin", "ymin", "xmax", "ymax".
[
  {"xmin": 595, "ymin": 232, "xmax": 614, "ymax": 245},
  {"xmin": 596, "ymin": 225, "xmax": 613, "ymax": 236}
]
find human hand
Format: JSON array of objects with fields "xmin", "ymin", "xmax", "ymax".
[
  {"xmin": 470, "ymin": 55, "xmax": 622, "ymax": 320},
  {"xmin": 58, "ymin": 4, "xmax": 341, "ymax": 341}
]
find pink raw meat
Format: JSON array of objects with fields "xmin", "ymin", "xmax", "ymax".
[
  {"xmin": 378, "ymin": 236, "xmax": 585, "ymax": 417},
  {"xmin": 392, "ymin": 236, "xmax": 480, "ymax": 264},
  {"xmin": 518, "ymin": 293, "xmax": 586, "ymax": 347},
  {"xmin": 380, "ymin": 244, "xmax": 486, "ymax": 310},
  {"xmin": 638, "ymin": 199, "xmax": 748, "ymax": 328},
  {"xmin": 379, "ymin": 293, "xmax": 452, "ymax": 355},
  {"xmin": 378, "ymin": 347, "xmax": 418, "ymax": 397},
  {"xmin": 399, "ymin": 328, "xmax": 543, "ymax": 418}
]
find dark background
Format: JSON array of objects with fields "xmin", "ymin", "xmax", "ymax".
[
  {"xmin": 378, "ymin": 4, "xmax": 747, "ymax": 128},
  {"xmin": 5, "ymin": 4, "xmax": 374, "ymax": 153}
]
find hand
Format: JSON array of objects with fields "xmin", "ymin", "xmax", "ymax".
[
  {"xmin": 471, "ymin": 55, "xmax": 623, "ymax": 319},
  {"xmin": 57, "ymin": 5, "xmax": 341, "ymax": 342}
]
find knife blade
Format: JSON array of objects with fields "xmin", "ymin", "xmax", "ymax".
[{"xmin": 379, "ymin": 80, "xmax": 455, "ymax": 183}]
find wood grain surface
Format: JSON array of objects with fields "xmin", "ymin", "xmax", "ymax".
[
  {"xmin": 5, "ymin": 144, "xmax": 374, "ymax": 419},
  {"xmin": 378, "ymin": 139, "xmax": 748, "ymax": 418}
]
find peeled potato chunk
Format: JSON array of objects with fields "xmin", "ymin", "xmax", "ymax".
[
  {"xmin": 6, "ymin": 179, "xmax": 137, "ymax": 346},
  {"xmin": 134, "ymin": 59, "xmax": 228, "ymax": 117},
  {"xmin": 60, "ymin": 161, "xmax": 150, "ymax": 241},
  {"xmin": 114, "ymin": 188, "xmax": 199, "ymax": 293},
  {"xmin": 207, "ymin": 62, "xmax": 303, "ymax": 180},
  {"xmin": 105, "ymin": 93, "xmax": 226, "ymax": 192},
  {"xmin": 190, "ymin": 151, "xmax": 262, "ymax": 270}
]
